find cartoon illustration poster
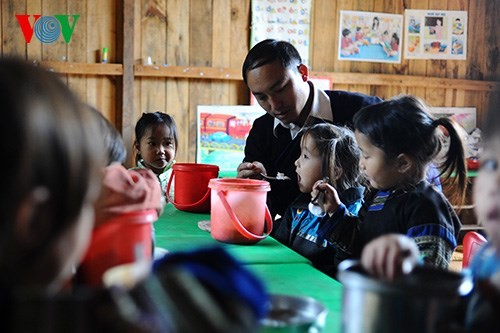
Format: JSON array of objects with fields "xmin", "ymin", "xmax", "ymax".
[
  {"xmin": 250, "ymin": 0, "xmax": 312, "ymax": 66},
  {"xmin": 405, "ymin": 10, "xmax": 467, "ymax": 60},
  {"xmin": 338, "ymin": 11, "xmax": 403, "ymax": 63},
  {"xmin": 197, "ymin": 105, "xmax": 264, "ymax": 174},
  {"xmin": 429, "ymin": 107, "xmax": 476, "ymax": 133}
]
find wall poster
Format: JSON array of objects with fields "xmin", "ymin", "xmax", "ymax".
[
  {"xmin": 429, "ymin": 107, "xmax": 476, "ymax": 134},
  {"xmin": 338, "ymin": 10, "xmax": 403, "ymax": 63},
  {"xmin": 250, "ymin": 0, "xmax": 312, "ymax": 66},
  {"xmin": 197, "ymin": 105, "xmax": 264, "ymax": 174},
  {"xmin": 405, "ymin": 10, "xmax": 467, "ymax": 60}
]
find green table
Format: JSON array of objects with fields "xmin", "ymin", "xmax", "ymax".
[
  {"xmin": 248, "ymin": 263, "xmax": 343, "ymax": 332},
  {"xmin": 154, "ymin": 204, "xmax": 343, "ymax": 333},
  {"xmin": 155, "ymin": 204, "xmax": 311, "ymax": 265}
]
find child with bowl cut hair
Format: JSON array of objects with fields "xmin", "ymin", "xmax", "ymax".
[{"xmin": 133, "ymin": 111, "xmax": 178, "ymax": 195}]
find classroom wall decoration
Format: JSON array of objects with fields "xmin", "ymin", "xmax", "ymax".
[
  {"xmin": 404, "ymin": 10, "xmax": 467, "ymax": 60},
  {"xmin": 250, "ymin": 0, "xmax": 312, "ymax": 66},
  {"xmin": 197, "ymin": 105, "xmax": 264, "ymax": 174},
  {"xmin": 338, "ymin": 10, "xmax": 403, "ymax": 64},
  {"xmin": 429, "ymin": 107, "xmax": 476, "ymax": 134}
]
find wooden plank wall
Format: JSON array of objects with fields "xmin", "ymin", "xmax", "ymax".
[
  {"xmin": 1, "ymin": 0, "xmax": 499, "ymax": 166},
  {"xmin": 1, "ymin": 0, "xmax": 118, "ymax": 122}
]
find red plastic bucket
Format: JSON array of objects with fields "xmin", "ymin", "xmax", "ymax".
[
  {"xmin": 77, "ymin": 209, "xmax": 157, "ymax": 287},
  {"xmin": 166, "ymin": 163, "xmax": 219, "ymax": 213},
  {"xmin": 208, "ymin": 178, "xmax": 272, "ymax": 244}
]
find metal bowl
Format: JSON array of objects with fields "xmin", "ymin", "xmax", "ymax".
[
  {"xmin": 260, "ymin": 294, "xmax": 328, "ymax": 333},
  {"xmin": 337, "ymin": 260, "xmax": 473, "ymax": 333}
]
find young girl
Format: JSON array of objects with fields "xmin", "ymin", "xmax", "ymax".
[
  {"xmin": 361, "ymin": 94, "xmax": 500, "ymax": 332},
  {"xmin": 0, "ymin": 59, "xmax": 106, "ymax": 295},
  {"xmin": 271, "ymin": 123, "xmax": 365, "ymax": 276},
  {"xmin": 0, "ymin": 58, "xmax": 267, "ymax": 333},
  {"xmin": 89, "ymin": 107, "xmax": 163, "ymax": 227},
  {"xmin": 133, "ymin": 112, "xmax": 178, "ymax": 195},
  {"xmin": 323, "ymin": 94, "xmax": 466, "ymax": 270}
]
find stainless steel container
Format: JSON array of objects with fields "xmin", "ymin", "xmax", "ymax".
[
  {"xmin": 337, "ymin": 260, "xmax": 473, "ymax": 333},
  {"xmin": 260, "ymin": 294, "xmax": 328, "ymax": 333}
]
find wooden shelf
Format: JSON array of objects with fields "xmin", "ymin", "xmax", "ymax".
[
  {"xmin": 35, "ymin": 62, "xmax": 500, "ymax": 93},
  {"xmin": 312, "ymin": 72, "xmax": 500, "ymax": 92},
  {"xmin": 134, "ymin": 65, "xmax": 499, "ymax": 92},
  {"xmin": 38, "ymin": 61, "xmax": 123, "ymax": 76},
  {"xmin": 134, "ymin": 65, "xmax": 241, "ymax": 80}
]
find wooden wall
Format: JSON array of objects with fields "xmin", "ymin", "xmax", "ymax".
[{"xmin": 1, "ymin": 0, "xmax": 499, "ymax": 166}]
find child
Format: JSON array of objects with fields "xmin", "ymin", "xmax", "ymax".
[
  {"xmin": 90, "ymin": 107, "xmax": 163, "ymax": 227},
  {"xmin": 0, "ymin": 58, "xmax": 267, "ymax": 333},
  {"xmin": 360, "ymin": 94, "xmax": 500, "ymax": 332},
  {"xmin": 0, "ymin": 59, "xmax": 106, "ymax": 295},
  {"xmin": 271, "ymin": 123, "xmax": 365, "ymax": 276},
  {"xmin": 355, "ymin": 26, "xmax": 369, "ymax": 46},
  {"xmin": 91, "ymin": 106, "xmax": 127, "ymax": 165},
  {"xmin": 133, "ymin": 111, "xmax": 178, "ymax": 195},
  {"xmin": 341, "ymin": 28, "xmax": 360, "ymax": 56},
  {"xmin": 382, "ymin": 32, "xmax": 399, "ymax": 57},
  {"xmin": 324, "ymin": 95, "xmax": 467, "ymax": 270}
]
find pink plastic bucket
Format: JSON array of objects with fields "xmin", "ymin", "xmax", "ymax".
[
  {"xmin": 77, "ymin": 209, "xmax": 157, "ymax": 287},
  {"xmin": 167, "ymin": 163, "xmax": 219, "ymax": 213},
  {"xmin": 208, "ymin": 178, "xmax": 272, "ymax": 244}
]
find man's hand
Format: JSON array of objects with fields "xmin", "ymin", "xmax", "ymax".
[{"xmin": 237, "ymin": 161, "xmax": 266, "ymax": 179}]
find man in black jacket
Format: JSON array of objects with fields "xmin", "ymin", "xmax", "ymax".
[{"xmin": 237, "ymin": 39, "xmax": 382, "ymax": 218}]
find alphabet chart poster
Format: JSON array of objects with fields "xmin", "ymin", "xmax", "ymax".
[
  {"xmin": 405, "ymin": 10, "xmax": 467, "ymax": 60},
  {"xmin": 250, "ymin": 0, "xmax": 312, "ymax": 66}
]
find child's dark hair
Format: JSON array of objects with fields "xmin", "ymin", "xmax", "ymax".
[
  {"xmin": 342, "ymin": 29, "xmax": 351, "ymax": 37},
  {"xmin": 0, "ymin": 58, "xmax": 105, "ymax": 268},
  {"xmin": 353, "ymin": 95, "xmax": 467, "ymax": 202},
  {"xmin": 89, "ymin": 106, "xmax": 127, "ymax": 165},
  {"xmin": 134, "ymin": 111, "xmax": 178, "ymax": 162},
  {"xmin": 242, "ymin": 39, "xmax": 302, "ymax": 84},
  {"xmin": 302, "ymin": 123, "xmax": 362, "ymax": 192},
  {"xmin": 392, "ymin": 33, "xmax": 399, "ymax": 44}
]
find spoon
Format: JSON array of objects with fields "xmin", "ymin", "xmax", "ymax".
[
  {"xmin": 260, "ymin": 172, "xmax": 291, "ymax": 181},
  {"xmin": 308, "ymin": 177, "xmax": 330, "ymax": 217}
]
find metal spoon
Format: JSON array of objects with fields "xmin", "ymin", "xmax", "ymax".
[
  {"xmin": 260, "ymin": 172, "xmax": 291, "ymax": 181},
  {"xmin": 308, "ymin": 177, "xmax": 330, "ymax": 217}
]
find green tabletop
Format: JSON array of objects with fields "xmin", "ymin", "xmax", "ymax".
[
  {"xmin": 154, "ymin": 204, "xmax": 343, "ymax": 333},
  {"xmin": 248, "ymin": 263, "xmax": 342, "ymax": 333},
  {"xmin": 154, "ymin": 204, "xmax": 311, "ymax": 265}
]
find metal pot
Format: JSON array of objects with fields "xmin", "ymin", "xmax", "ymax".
[
  {"xmin": 337, "ymin": 260, "xmax": 473, "ymax": 333},
  {"xmin": 260, "ymin": 294, "xmax": 328, "ymax": 333}
]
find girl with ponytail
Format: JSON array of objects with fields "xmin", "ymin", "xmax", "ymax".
[{"xmin": 321, "ymin": 94, "xmax": 466, "ymax": 270}]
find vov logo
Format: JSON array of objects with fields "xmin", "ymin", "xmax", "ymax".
[{"xmin": 16, "ymin": 14, "xmax": 80, "ymax": 44}]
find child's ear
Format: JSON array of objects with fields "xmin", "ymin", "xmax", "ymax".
[
  {"xmin": 297, "ymin": 64, "xmax": 309, "ymax": 82},
  {"xmin": 15, "ymin": 187, "xmax": 51, "ymax": 245},
  {"xmin": 396, "ymin": 153, "xmax": 413, "ymax": 174}
]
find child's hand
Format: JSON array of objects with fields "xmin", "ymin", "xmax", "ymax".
[
  {"xmin": 361, "ymin": 234, "xmax": 420, "ymax": 281},
  {"xmin": 237, "ymin": 161, "xmax": 266, "ymax": 179},
  {"xmin": 311, "ymin": 180, "xmax": 341, "ymax": 215}
]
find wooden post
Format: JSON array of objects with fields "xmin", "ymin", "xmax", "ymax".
[{"xmin": 119, "ymin": 0, "xmax": 135, "ymax": 167}]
